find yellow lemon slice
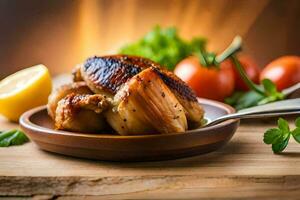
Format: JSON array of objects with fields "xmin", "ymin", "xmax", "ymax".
[{"xmin": 0, "ymin": 65, "xmax": 52, "ymax": 122}]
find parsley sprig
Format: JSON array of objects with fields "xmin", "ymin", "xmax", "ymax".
[
  {"xmin": 225, "ymin": 79, "xmax": 285, "ymax": 110},
  {"xmin": 222, "ymin": 37, "xmax": 285, "ymax": 110},
  {"xmin": 120, "ymin": 26, "xmax": 206, "ymax": 70},
  {"xmin": 0, "ymin": 129, "xmax": 29, "ymax": 147},
  {"xmin": 264, "ymin": 117, "xmax": 300, "ymax": 153}
]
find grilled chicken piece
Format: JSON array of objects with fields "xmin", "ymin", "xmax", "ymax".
[
  {"xmin": 106, "ymin": 68, "xmax": 187, "ymax": 135},
  {"xmin": 47, "ymin": 82, "xmax": 92, "ymax": 119},
  {"xmin": 47, "ymin": 82, "xmax": 110, "ymax": 132},
  {"xmin": 79, "ymin": 55, "xmax": 204, "ymax": 127},
  {"xmin": 153, "ymin": 68, "xmax": 204, "ymax": 127},
  {"xmin": 55, "ymin": 93, "xmax": 110, "ymax": 132}
]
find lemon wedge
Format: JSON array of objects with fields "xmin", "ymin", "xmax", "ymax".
[{"xmin": 0, "ymin": 65, "xmax": 52, "ymax": 121}]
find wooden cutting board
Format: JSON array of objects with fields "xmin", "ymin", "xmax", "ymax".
[{"xmin": 0, "ymin": 116, "xmax": 300, "ymax": 199}]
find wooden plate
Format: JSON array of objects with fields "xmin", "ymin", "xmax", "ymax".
[{"xmin": 20, "ymin": 98, "xmax": 239, "ymax": 161}]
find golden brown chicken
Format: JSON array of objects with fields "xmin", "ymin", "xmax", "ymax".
[
  {"xmin": 105, "ymin": 68, "xmax": 188, "ymax": 135},
  {"xmin": 47, "ymin": 82, "xmax": 92, "ymax": 119},
  {"xmin": 47, "ymin": 82, "xmax": 110, "ymax": 132},
  {"xmin": 77, "ymin": 55, "xmax": 204, "ymax": 134},
  {"xmin": 54, "ymin": 93, "xmax": 110, "ymax": 132},
  {"xmin": 48, "ymin": 55, "xmax": 204, "ymax": 135}
]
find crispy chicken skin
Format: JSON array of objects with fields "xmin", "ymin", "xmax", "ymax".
[
  {"xmin": 55, "ymin": 93, "xmax": 110, "ymax": 132},
  {"xmin": 79, "ymin": 55, "xmax": 146, "ymax": 96},
  {"xmin": 106, "ymin": 68, "xmax": 187, "ymax": 135},
  {"xmin": 47, "ymin": 82, "xmax": 92, "ymax": 119}
]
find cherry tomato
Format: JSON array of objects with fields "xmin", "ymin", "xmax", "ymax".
[
  {"xmin": 260, "ymin": 56, "xmax": 300, "ymax": 91},
  {"xmin": 227, "ymin": 55, "xmax": 260, "ymax": 91},
  {"xmin": 174, "ymin": 56, "xmax": 235, "ymax": 101}
]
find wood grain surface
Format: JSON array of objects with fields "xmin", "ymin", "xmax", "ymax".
[{"xmin": 1, "ymin": 116, "xmax": 300, "ymax": 199}]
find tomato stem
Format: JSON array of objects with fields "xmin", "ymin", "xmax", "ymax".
[
  {"xmin": 231, "ymin": 55, "xmax": 265, "ymax": 95},
  {"xmin": 216, "ymin": 36, "xmax": 265, "ymax": 96},
  {"xmin": 196, "ymin": 49, "xmax": 208, "ymax": 66},
  {"xmin": 215, "ymin": 36, "xmax": 242, "ymax": 63}
]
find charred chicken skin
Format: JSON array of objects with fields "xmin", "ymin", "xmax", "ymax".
[{"xmin": 48, "ymin": 55, "xmax": 204, "ymax": 134}]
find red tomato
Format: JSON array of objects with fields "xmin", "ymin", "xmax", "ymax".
[
  {"xmin": 228, "ymin": 55, "xmax": 260, "ymax": 91},
  {"xmin": 174, "ymin": 56, "xmax": 235, "ymax": 101},
  {"xmin": 260, "ymin": 56, "xmax": 300, "ymax": 91}
]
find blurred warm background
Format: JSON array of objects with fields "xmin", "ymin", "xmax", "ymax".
[{"xmin": 0, "ymin": 0, "xmax": 299, "ymax": 78}]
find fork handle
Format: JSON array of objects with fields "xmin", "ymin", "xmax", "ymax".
[{"xmin": 208, "ymin": 98, "xmax": 300, "ymax": 126}]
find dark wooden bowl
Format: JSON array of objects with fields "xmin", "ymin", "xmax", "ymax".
[{"xmin": 19, "ymin": 98, "xmax": 239, "ymax": 161}]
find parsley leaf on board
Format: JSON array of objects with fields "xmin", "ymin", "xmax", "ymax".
[
  {"xmin": 292, "ymin": 127, "xmax": 300, "ymax": 143},
  {"xmin": 263, "ymin": 117, "xmax": 300, "ymax": 153},
  {"xmin": 0, "ymin": 129, "xmax": 29, "ymax": 147},
  {"xmin": 295, "ymin": 118, "xmax": 300, "ymax": 128},
  {"xmin": 271, "ymin": 135, "xmax": 290, "ymax": 153},
  {"xmin": 263, "ymin": 128, "xmax": 282, "ymax": 144}
]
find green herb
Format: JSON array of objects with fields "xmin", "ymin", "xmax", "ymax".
[
  {"xmin": 263, "ymin": 117, "xmax": 300, "ymax": 153},
  {"xmin": 258, "ymin": 79, "xmax": 285, "ymax": 104},
  {"xmin": 219, "ymin": 37, "xmax": 285, "ymax": 110},
  {"xmin": 231, "ymin": 55, "xmax": 265, "ymax": 95},
  {"xmin": 119, "ymin": 26, "xmax": 206, "ymax": 70},
  {"xmin": 225, "ymin": 79, "xmax": 285, "ymax": 110},
  {"xmin": 0, "ymin": 129, "xmax": 29, "ymax": 147},
  {"xmin": 225, "ymin": 90, "xmax": 264, "ymax": 110},
  {"xmin": 195, "ymin": 50, "xmax": 219, "ymax": 69}
]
